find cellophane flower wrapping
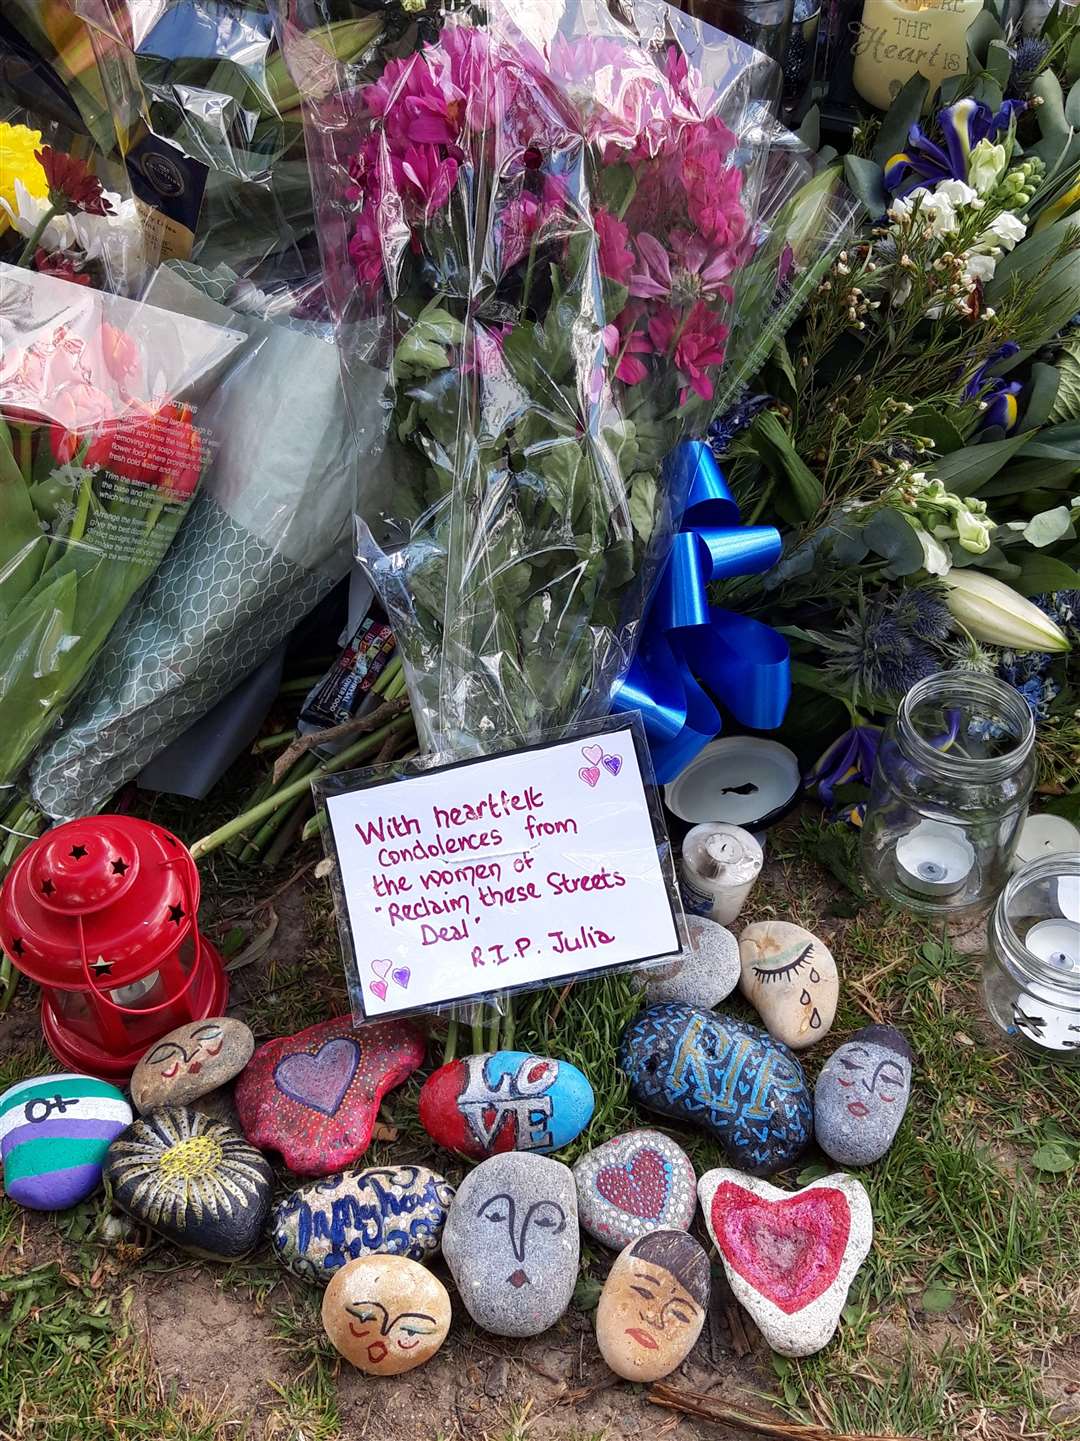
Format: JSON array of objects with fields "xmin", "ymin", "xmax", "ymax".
[{"xmin": 277, "ymin": 0, "xmax": 843, "ymax": 754}]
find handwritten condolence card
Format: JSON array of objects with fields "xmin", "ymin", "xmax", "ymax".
[{"xmin": 324, "ymin": 725, "xmax": 682, "ymax": 1017}]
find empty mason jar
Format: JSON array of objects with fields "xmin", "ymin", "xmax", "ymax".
[
  {"xmin": 861, "ymin": 673, "xmax": 1036, "ymax": 916},
  {"xmin": 984, "ymin": 855, "xmax": 1080, "ymax": 1062}
]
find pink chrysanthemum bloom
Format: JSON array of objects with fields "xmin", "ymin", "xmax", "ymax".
[
  {"xmin": 648, "ymin": 301, "xmax": 728, "ymax": 403},
  {"xmin": 595, "ymin": 207, "xmax": 635, "ymax": 287},
  {"xmin": 495, "ymin": 183, "xmax": 566, "ymax": 271},
  {"xmin": 439, "ymin": 23, "xmax": 496, "ymax": 132},
  {"xmin": 348, "ymin": 207, "xmax": 384, "ymax": 290},
  {"xmin": 399, "ymin": 143, "xmax": 459, "ymax": 219},
  {"xmin": 602, "ymin": 304, "xmax": 653, "ymax": 386}
]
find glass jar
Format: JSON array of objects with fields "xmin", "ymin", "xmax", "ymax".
[
  {"xmin": 673, "ymin": 0, "xmax": 795, "ymax": 63},
  {"xmin": 984, "ymin": 856, "xmax": 1080, "ymax": 1062},
  {"xmin": 861, "ymin": 674, "xmax": 1036, "ymax": 916}
]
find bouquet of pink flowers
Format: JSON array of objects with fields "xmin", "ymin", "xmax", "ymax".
[{"xmin": 279, "ymin": 0, "xmax": 843, "ymax": 751}]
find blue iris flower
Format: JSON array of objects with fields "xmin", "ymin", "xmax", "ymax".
[
  {"xmin": 965, "ymin": 343, "xmax": 1023, "ymax": 434},
  {"xmin": 884, "ymin": 98, "xmax": 1027, "ymax": 198}
]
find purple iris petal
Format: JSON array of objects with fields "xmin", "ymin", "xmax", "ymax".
[{"xmin": 965, "ymin": 342, "xmax": 1021, "ymax": 400}]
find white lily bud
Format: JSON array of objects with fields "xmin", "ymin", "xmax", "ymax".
[{"xmin": 942, "ymin": 572, "xmax": 1071, "ymax": 652}]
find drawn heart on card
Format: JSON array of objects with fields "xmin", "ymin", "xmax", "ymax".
[
  {"xmin": 579, "ymin": 765, "xmax": 600, "ymax": 788},
  {"xmin": 602, "ymin": 753, "xmax": 622, "ymax": 776},
  {"xmin": 595, "ymin": 1148, "xmax": 670, "ymax": 1220},
  {"xmin": 392, "ymin": 966, "xmax": 411, "ymax": 990},
  {"xmin": 709, "ymin": 1181, "xmax": 851, "ymax": 1314},
  {"xmin": 581, "ymin": 744, "xmax": 604, "ymax": 766},
  {"xmin": 371, "ymin": 958, "xmax": 391, "ymax": 980},
  {"xmin": 370, "ymin": 980, "xmax": 388, "ymax": 1002},
  {"xmin": 274, "ymin": 1037, "xmax": 361, "ymax": 1116}
]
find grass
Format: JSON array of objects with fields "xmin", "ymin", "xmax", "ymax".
[{"xmin": 1, "ymin": 814, "xmax": 1078, "ymax": 1440}]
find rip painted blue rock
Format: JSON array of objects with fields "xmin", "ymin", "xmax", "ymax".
[
  {"xmin": 1, "ymin": 1073, "xmax": 132, "ymax": 1210},
  {"xmin": 419, "ymin": 1052, "xmax": 594, "ymax": 1159},
  {"xmin": 618, "ymin": 1003, "xmax": 812, "ymax": 1177},
  {"xmin": 272, "ymin": 1164, "xmax": 457, "ymax": 1284}
]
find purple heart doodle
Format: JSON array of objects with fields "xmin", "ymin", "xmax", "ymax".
[
  {"xmin": 392, "ymin": 966, "xmax": 411, "ymax": 989},
  {"xmin": 274, "ymin": 1037, "xmax": 360, "ymax": 1115},
  {"xmin": 602, "ymin": 753, "xmax": 622, "ymax": 776}
]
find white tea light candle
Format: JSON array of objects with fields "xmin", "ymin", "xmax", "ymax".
[
  {"xmin": 1013, "ymin": 814, "xmax": 1080, "ymax": 869},
  {"xmin": 895, "ymin": 820, "xmax": 976, "ymax": 897},
  {"xmin": 852, "ymin": 0, "xmax": 980, "ymax": 110},
  {"xmin": 1025, "ymin": 919, "xmax": 1080, "ymax": 969},
  {"xmin": 680, "ymin": 822, "xmax": 764, "ymax": 924}
]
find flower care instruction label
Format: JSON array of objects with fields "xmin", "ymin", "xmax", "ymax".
[{"xmin": 324, "ymin": 725, "xmax": 681, "ymax": 1017}]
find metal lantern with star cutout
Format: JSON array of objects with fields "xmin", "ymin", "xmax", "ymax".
[{"xmin": 0, "ymin": 816, "xmax": 227, "ymax": 1081}]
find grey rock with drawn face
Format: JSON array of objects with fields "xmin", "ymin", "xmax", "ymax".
[
  {"xmin": 814, "ymin": 1025, "xmax": 913, "ymax": 1165},
  {"xmin": 442, "ymin": 1153, "xmax": 579, "ymax": 1338}
]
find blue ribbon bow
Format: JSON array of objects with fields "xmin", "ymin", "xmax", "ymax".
[{"xmin": 613, "ymin": 441, "xmax": 791, "ymax": 784}]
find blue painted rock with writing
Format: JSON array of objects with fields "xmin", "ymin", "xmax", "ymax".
[
  {"xmin": 1, "ymin": 1072, "xmax": 132, "ymax": 1210},
  {"xmin": 272, "ymin": 1164, "xmax": 457, "ymax": 1284},
  {"xmin": 618, "ymin": 1004, "xmax": 812, "ymax": 1177},
  {"xmin": 419, "ymin": 1052, "xmax": 594, "ymax": 1160}
]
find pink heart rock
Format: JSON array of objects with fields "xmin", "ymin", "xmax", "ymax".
[{"xmin": 235, "ymin": 1014, "xmax": 426, "ymax": 1176}]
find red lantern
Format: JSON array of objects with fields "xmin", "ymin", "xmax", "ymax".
[{"xmin": 0, "ymin": 816, "xmax": 228, "ymax": 1081}]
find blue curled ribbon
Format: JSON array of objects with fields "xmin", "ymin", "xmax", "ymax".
[{"xmin": 612, "ymin": 440, "xmax": 792, "ymax": 785}]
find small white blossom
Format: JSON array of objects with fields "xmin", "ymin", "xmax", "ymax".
[
  {"xmin": 987, "ymin": 211, "xmax": 1026, "ymax": 249},
  {"xmin": 968, "ymin": 140, "xmax": 1008, "ymax": 196}
]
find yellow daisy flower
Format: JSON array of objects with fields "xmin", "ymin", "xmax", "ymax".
[{"xmin": 0, "ymin": 122, "xmax": 48, "ymax": 233}]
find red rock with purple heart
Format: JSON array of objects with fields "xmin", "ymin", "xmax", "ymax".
[{"xmin": 235, "ymin": 1014, "xmax": 426, "ymax": 1176}]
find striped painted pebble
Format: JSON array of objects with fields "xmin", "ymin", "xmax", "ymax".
[{"xmin": 1, "ymin": 1073, "xmax": 132, "ymax": 1211}]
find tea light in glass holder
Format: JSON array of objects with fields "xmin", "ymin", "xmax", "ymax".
[
  {"xmin": 1024, "ymin": 919, "xmax": 1080, "ymax": 969},
  {"xmin": 894, "ymin": 820, "xmax": 976, "ymax": 898}
]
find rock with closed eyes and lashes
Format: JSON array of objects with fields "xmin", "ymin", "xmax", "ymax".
[
  {"xmin": 738, "ymin": 921, "xmax": 838, "ymax": 1049},
  {"xmin": 814, "ymin": 1025, "xmax": 913, "ymax": 1165},
  {"xmin": 322, "ymin": 1254, "xmax": 451, "ymax": 1374}
]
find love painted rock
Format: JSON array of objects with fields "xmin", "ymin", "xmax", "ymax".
[
  {"xmin": 738, "ymin": 921, "xmax": 838, "ymax": 1050},
  {"xmin": 698, "ymin": 1168, "xmax": 873, "ymax": 1357},
  {"xmin": 573, "ymin": 1130, "xmax": 696, "ymax": 1249},
  {"xmin": 131, "ymin": 1017, "xmax": 254, "ymax": 1114},
  {"xmin": 637, "ymin": 916, "xmax": 740, "ymax": 1010},
  {"xmin": 322, "ymin": 1254, "xmax": 451, "ymax": 1375},
  {"xmin": 596, "ymin": 1228, "xmax": 711, "ymax": 1381},
  {"xmin": 272, "ymin": 1164, "xmax": 456, "ymax": 1284},
  {"xmin": 104, "ymin": 1106, "xmax": 273, "ymax": 1259},
  {"xmin": 815, "ymin": 1025, "xmax": 913, "ymax": 1166},
  {"xmin": 418, "ymin": 1052, "xmax": 594, "ymax": 1160},
  {"xmin": 442, "ymin": 1152, "xmax": 579, "ymax": 1337},
  {"xmin": 234, "ymin": 1014, "xmax": 426, "ymax": 1175},
  {"xmin": 618, "ymin": 1003, "xmax": 812, "ymax": 1177},
  {"xmin": 1, "ymin": 1073, "xmax": 131, "ymax": 1210}
]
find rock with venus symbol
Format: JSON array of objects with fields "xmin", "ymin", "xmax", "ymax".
[
  {"xmin": 636, "ymin": 915, "xmax": 741, "ymax": 1010},
  {"xmin": 618, "ymin": 1003, "xmax": 812, "ymax": 1176},
  {"xmin": 1, "ymin": 1073, "xmax": 131, "ymax": 1211},
  {"xmin": 698, "ymin": 1167, "xmax": 873, "ymax": 1356},
  {"xmin": 596, "ymin": 1228, "xmax": 711, "ymax": 1381},
  {"xmin": 130, "ymin": 1017, "xmax": 254, "ymax": 1113},
  {"xmin": 442, "ymin": 1152, "xmax": 579, "ymax": 1337},
  {"xmin": 573, "ymin": 1130, "xmax": 697, "ymax": 1249},
  {"xmin": 814, "ymin": 1025, "xmax": 913, "ymax": 1166},
  {"xmin": 322, "ymin": 1253, "xmax": 451, "ymax": 1375},
  {"xmin": 418, "ymin": 1051, "xmax": 594, "ymax": 1160},
  {"xmin": 738, "ymin": 920, "xmax": 838, "ymax": 1049},
  {"xmin": 234, "ymin": 1014, "xmax": 425, "ymax": 1175}
]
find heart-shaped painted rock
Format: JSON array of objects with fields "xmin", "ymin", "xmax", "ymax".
[
  {"xmin": 619, "ymin": 1003, "xmax": 812, "ymax": 1177},
  {"xmin": 698, "ymin": 1168, "xmax": 872, "ymax": 1356},
  {"xmin": 1, "ymin": 1073, "xmax": 131, "ymax": 1211},
  {"xmin": 235, "ymin": 1015, "xmax": 425, "ymax": 1176},
  {"xmin": 419, "ymin": 1051, "xmax": 594, "ymax": 1160},
  {"xmin": 573, "ymin": 1130, "xmax": 696, "ymax": 1249}
]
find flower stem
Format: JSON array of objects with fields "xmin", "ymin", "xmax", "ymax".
[
  {"xmin": 17, "ymin": 204, "xmax": 60, "ymax": 266},
  {"xmin": 14, "ymin": 426, "xmax": 32, "ymax": 484},
  {"xmin": 443, "ymin": 1015, "xmax": 458, "ymax": 1063}
]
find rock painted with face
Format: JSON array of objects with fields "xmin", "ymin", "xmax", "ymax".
[
  {"xmin": 573, "ymin": 1130, "xmax": 697, "ymax": 1249},
  {"xmin": 814, "ymin": 1025, "xmax": 913, "ymax": 1166},
  {"xmin": 131, "ymin": 1018, "xmax": 254, "ymax": 1113},
  {"xmin": 442, "ymin": 1152, "xmax": 579, "ymax": 1337},
  {"xmin": 635, "ymin": 916, "xmax": 741, "ymax": 1010},
  {"xmin": 699, "ymin": 1167, "xmax": 873, "ymax": 1357},
  {"xmin": 596, "ymin": 1229, "xmax": 710, "ymax": 1381},
  {"xmin": 271, "ymin": 1164, "xmax": 456, "ymax": 1283},
  {"xmin": 418, "ymin": 1052, "xmax": 594, "ymax": 1160},
  {"xmin": 738, "ymin": 921, "xmax": 838, "ymax": 1049},
  {"xmin": 234, "ymin": 1014, "xmax": 426, "ymax": 1176},
  {"xmin": 1, "ymin": 1073, "xmax": 131, "ymax": 1210},
  {"xmin": 322, "ymin": 1254, "xmax": 451, "ymax": 1375},
  {"xmin": 618, "ymin": 1003, "xmax": 812, "ymax": 1177}
]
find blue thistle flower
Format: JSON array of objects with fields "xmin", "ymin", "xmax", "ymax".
[
  {"xmin": 1010, "ymin": 36, "xmax": 1051, "ymax": 98},
  {"xmin": 824, "ymin": 601, "xmax": 940, "ymax": 703},
  {"xmin": 893, "ymin": 586, "xmax": 952, "ymax": 643}
]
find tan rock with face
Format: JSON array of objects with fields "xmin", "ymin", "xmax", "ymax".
[
  {"xmin": 131, "ymin": 1018, "xmax": 255, "ymax": 1113},
  {"xmin": 322, "ymin": 1255, "xmax": 451, "ymax": 1375},
  {"xmin": 739, "ymin": 921, "xmax": 838, "ymax": 1049},
  {"xmin": 595, "ymin": 1229, "xmax": 710, "ymax": 1382}
]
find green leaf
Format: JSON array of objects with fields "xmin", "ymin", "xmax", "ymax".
[
  {"xmin": 751, "ymin": 410, "xmax": 823, "ymax": 520},
  {"xmin": 1032, "ymin": 1141, "xmax": 1077, "ymax": 1173},
  {"xmin": 965, "ymin": 7, "xmax": 1003, "ymax": 66},
  {"xmin": 863, "ymin": 509, "xmax": 925, "ymax": 576},
  {"xmin": 798, "ymin": 106, "xmax": 820, "ymax": 151},
  {"xmin": 1020, "ymin": 363, "xmax": 1061, "ymax": 432},
  {"xmin": 986, "ymin": 38, "xmax": 1013, "ymax": 88},
  {"xmin": 921, "ymin": 1284, "xmax": 956, "ymax": 1313},
  {"xmin": 796, "ymin": 1161, "xmax": 830, "ymax": 1185},
  {"xmin": 1032, "ymin": 70, "xmax": 1070, "ymax": 145},
  {"xmin": 628, "ymin": 471, "xmax": 658, "ymax": 545},
  {"xmin": 843, "ymin": 154, "xmax": 886, "ymax": 218},
  {"xmin": 872, "ymin": 72, "xmax": 930, "ymax": 165},
  {"xmin": 770, "ymin": 335, "xmax": 798, "ymax": 396},
  {"xmin": 1066, "ymin": 77, "xmax": 1080, "ymax": 130},
  {"xmin": 1068, "ymin": 30, "xmax": 1080, "ymax": 84},
  {"xmin": 1014, "ymin": 552, "xmax": 1080, "ymax": 594},
  {"xmin": 928, "ymin": 433, "xmax": 1031, "ymax": 496},
  {"xmin": 1044, "ymin": 787, "xmax": 1080, "ymax": 820},
  {"xmin": 911, "ymin": 408, "xmax": 965, "ymax": 454},
  {"xmin": 1050, "ymin": 336, "xmax": 1080, "ymax": 422},
  {"xmin": 1023, "ymin": 505, "xmax": 1075, "ymax": 547},
  {"xmin": 572, "ymin": 1276, "xmax": 603, "ymax": 1311}
]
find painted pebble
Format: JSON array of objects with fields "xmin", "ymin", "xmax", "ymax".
[
  {"xmin": 814, "ymin": 1025, "xmax": 913, "ymax": 1166},
  {"xmin": 234, "ymin": 1014, "xmax": 425, "ymax": 1175},
  {"xmin": 573, "ymin": 1130, "xmax": 696, "ymax": 1249},
  {"xmin": 637, "ymin": 915, "xmax": 740, "ymax": 1010},
  {"xmin": 0, "ymin": 1073, "xmax": 131, "ymax": 1210},
  {"xmin": 418, "ymin": 1051, "xmax": 594, "ymax": 1160},
  {"xmin": 272, "ymin": 1164, "xmax": 456, "ymax": 1284},
  {"xmin": 739, "ymin": 920, "xmax": 838, "ymax": 1049},
  {"xmin": 618, "ymin": 1003, "xmax": 812, "ymax": 1176},
  {"xmin": 698, "ymin": 1167, "xmax": 873, "ymax": 1357},
  {"xmin": 596, "ymin": 1228, "xmax": 711, "ymax": 1382},
  {"xmin": 130, "ymin": 1017, "xmax": 254, "ymax": 1114},
  {"xmin": 323, "ymin": 1254, "xmax": 451, "ymax": 1375},
  {"xmin": 104, "ymin": 1106, "xmax": 273, "ymax": 1260},
  {"xmin": 442, "ymin": 1152, "xmax": 579, "ymax": 1338}
]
